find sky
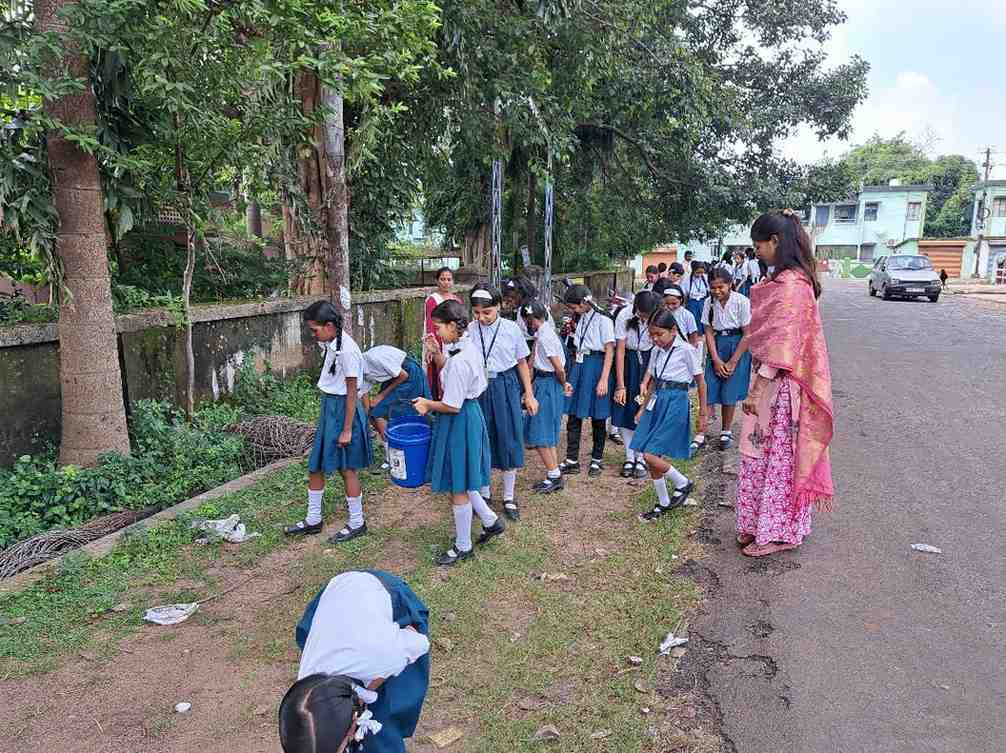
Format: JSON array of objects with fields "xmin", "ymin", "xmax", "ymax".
[{"xmin": 778, "ymin": 0, "xmax": 1006, "ymax": 178}]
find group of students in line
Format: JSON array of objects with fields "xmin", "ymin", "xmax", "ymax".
[{"xmin": 282, "ymin": 261, "xmax": 755, "ymax": 569}]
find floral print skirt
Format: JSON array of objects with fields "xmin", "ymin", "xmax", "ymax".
[{"xmin": 735, "ymin": 378, "xmax": 812, "ymax": 546}]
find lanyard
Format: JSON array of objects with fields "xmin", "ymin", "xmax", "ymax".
[
  {"xmin": 690, "ymin": 277, "xmax": 707, "ymax": 299},
  {"xmin": 577, "ymin": 310, "xmax": 597, "ymax": 352},
  {"xmin": 477, "ymin": 320, "xmax": 502, "ymax": 368},
  {"xmin": 654, "ymin": 345, "xmax": 677, "ymax": 383}
]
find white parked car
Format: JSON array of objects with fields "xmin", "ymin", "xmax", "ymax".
[{"xmin": 868, "ymin": 255, "xmax": 941, "ymax": 302}]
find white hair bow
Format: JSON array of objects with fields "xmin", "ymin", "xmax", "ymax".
[{"xmin": 353, "ymin": 710, "xmax": 383, "ymax": 742}]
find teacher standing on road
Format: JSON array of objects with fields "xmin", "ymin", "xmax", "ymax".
[{"xmin": 735, "ymin": 210, "xmax": 834, "ymax": 557}]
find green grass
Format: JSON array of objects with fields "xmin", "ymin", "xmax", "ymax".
[{"xmin": 1, "ymin": 446, "xmax": 708, "ymax": 751}]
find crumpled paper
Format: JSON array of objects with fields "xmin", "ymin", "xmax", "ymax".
[
  {"xmin": 191, "ymin": 514, "xmax": 260, "ymax": 544},
  {"xmin": 144, "ymin": 603, "xmax": 199, "ymax": 625},
  {"xmin": 659, "ymin": 632, "xmax": 688, "ymax": 655}
]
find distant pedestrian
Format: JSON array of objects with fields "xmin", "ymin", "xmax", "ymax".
[
  {"xmin": 642, "ymin": 264, "xmax": 660, "ymax": 290},
  {"xmin": 736, "ymin": 210, "xmax": 834, "ymax": 558},
  {"xmin": 657, "ymin": 262, "xmax": 668, "ymax": 279},
  {"xmin": 940, "ymin": 268, "xmax": 949, "ymax": 289}
]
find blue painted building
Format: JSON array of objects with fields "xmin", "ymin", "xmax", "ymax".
[{"xmin": 968, "ymin": 180, "xmax": 1006, "ymax": 282}]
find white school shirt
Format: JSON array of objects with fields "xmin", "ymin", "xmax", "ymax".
[
  {"xmin": 298, "ymin": 571, "xmax": 430, "ymax": 685},
  {"xmin": 441, "ymin": 335, "xmax": 488, "ymax": 408},
  {"xmin": 613, "ymin": 305, "xmax": 652, "ymax": 352},
  {"xmin": 466, "ymin": 317, "xmax": 530, "ymax": 376},
  {"xmin": 531, "ymin": 321, "xmax": 566, "ymax": 373},
  {"xmin": 670, "ymin": 306, "xmax": 698, "ymax": 339},
  {"xmin": 687, "ymin": 275, "xmax": 709, "ymax": 301},
  {"xmin": 648, "ymin": 338, "xmax": 703, "ymax": 384},
  {"xmin": 746, "ymin": 259, "xmax": 762, "ymax": 282},
  {"xmin": 361, "ymin": 345, "xmax": 407, "ymax": 391},
  {"xmin": 700, "ymin": 293, "xmax": 752, "ymax": 331},
  {"xmin": 573, "ymin": 309, "xmax": 616, "ymax": 354},
  {"xmin": 317, "ymin": 331, "xmax": 364, "ymax": 396}
]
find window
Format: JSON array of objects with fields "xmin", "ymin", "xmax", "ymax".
[
  {"xmin": 906, "ymin": 201, "xmax": 922, "ymax": 221},
  {"xmin": 993, "ymin": 198, "xmax": 1006, "ymax": 218},
  {"xmin": 834, "ymin": 204, "xmax": 857, "ymax": 222},
  {"xmin": 814, "ymin": 205, "xmax": 830, "ymax": 226},
  {"xmin": 860, "ymin": 243, "xmax": 876, "ymax": 262},
  {"xmin": 864, "ymin": 202, "xmax": 879, "ymax": 222}
]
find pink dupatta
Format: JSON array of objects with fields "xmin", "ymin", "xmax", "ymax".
[{"xmin": 747, "ymin": 269, "xmax": 834, "ymax": 511}]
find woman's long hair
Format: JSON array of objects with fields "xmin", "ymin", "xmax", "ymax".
[{"xmin": 750, "ymin": 211, "xmax": 821, "ymax": 299}]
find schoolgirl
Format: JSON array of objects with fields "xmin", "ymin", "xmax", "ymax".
[
  {"xmin": 668, "ymin": 262, "xmax": 685, "ymax": 287},
  {"xmin": 521, "ymin": 301, "xmax": 571, "ymax": 495},
  {"xmin": 731, "ymin": 250, "xmax": 747, "ymax": 290},
  {"xmin": 560, "ymin": 284, "xmax": 616, "ymax": 477},
  {"xmin": 612, "ymin": 291, "xmax": 660, "ymax": 479},
  {"xmin": 742, "ymin": 248, "xmax": 760, "ymax": 296},
  {"xmin": 281, "ymin": 569, "xmax": 430, "ymax": 753},
  {"xmin": 658, "ymin": 283, "xmax": 700, "ymax": 347},
  {"xmin": 702, "ymin": 266, "xmax": 752, "ymax": 450},
  {"xmin": 685, "ymin": 262, "xmax": 710, "ymax": 335},
  {"xmin": 503, "ymin": 276, "xmax": 552, "ymax": 346},
  {"xmin": 361, "ymin": 345, "xmax": 431, "ymax": 470},
  {"xmin": 467, "ymin": 285, "xmax": 538, "ymax": 520},
  {"xmin": 285, "ymin": 301, "xmax": 373, "ymax": 544},
  {"xmin": 414, "ymin": 299, "xmax": 505, "ymax": 565},
  {"xmin": 630, "ymin": 310, "xmax": 708, "ymax": 520}
]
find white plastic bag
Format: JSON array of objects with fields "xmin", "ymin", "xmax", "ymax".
[
  {"xmin": 144, "ymin": 603, "xmax": 199, "ymax": 625},
  {"xmin": 192, "ymin": 514, "xmax": 260, "ymax": 544}
]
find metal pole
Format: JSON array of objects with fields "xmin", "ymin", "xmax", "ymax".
[
  {"xmin": 490, "ymin": 158, "xmax": 503, "ymax": 290},
  {"xmin": 973, "ymin": 147, "xmax": 993, "ymax": 278},
  {"xmin": 542, "ymin": 170, "xmax": 554, "ymax": 306}
]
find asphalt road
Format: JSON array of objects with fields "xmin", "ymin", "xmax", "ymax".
[{"xmin": 688, "ymin": 279, "xmax": 1006, "ymax": 753}]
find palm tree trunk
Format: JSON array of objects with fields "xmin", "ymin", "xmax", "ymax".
[{"xmin": 37, "ymin": 0, "xmax": 130, "ymax": 466}]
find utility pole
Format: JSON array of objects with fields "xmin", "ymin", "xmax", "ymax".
[{"xmin": 973, "ymin": 147, "xmax": 993, "ymax": 278}]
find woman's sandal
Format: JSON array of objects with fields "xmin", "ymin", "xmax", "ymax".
[
  {"xmin": 742, "ymin": 541, "xmax": 799, "ymax": 557},
  {"xmin": 690, "ymin": 435, "xmax": 707, "ymax": 455},
  {"xmin": 736, "ymin": 533, "xmax": 755, "ymax": 547},
  {"xmin": 620, "ymin": 461, "xmax": 635, "ymax": 478}
]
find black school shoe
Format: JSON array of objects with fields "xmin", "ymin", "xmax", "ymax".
[
  {"xmin": 502, "ymin": 499, "xmax": 520, "ymax": 521},
  {"xmin": 533, "ymin": 476, "xmax": 565, "ymax": 494},
  {"xmin": 476, "ymin": 517, "xmax": 506, "ymax": 545},
  {"xmin": 436, "ymin": 543, "xmax": 475, "ymax": 566},
  {"xmin": 558, "ymin": 459, "xmax": 581, "ymax": 475},
  {"xmin": 588, "ymin": 459, "xmax": 604, "ymax": 477},
  {"xmin": 328, "ymin": 522, "xmax": 368, "ymax": 544},
  {"xmin": 284, "ymin": 520, "xmax": 323, "ymax": 536}
]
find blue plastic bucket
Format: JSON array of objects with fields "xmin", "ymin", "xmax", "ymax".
[
  {"xmin": 388, "ymin": 413, "xmax": 427, "ymax": 431},
  {"xmin": 386, "ymin": 420, "xmax": 432, "ymax": 488}
]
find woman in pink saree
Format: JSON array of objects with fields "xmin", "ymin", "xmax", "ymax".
[
  {"xmin": 736, "ymin": 210, "xmax": 834, "ymax": 557},
  {"xmin": 424, "ymin": 267, "xmax": 460, "ymax": 400}
]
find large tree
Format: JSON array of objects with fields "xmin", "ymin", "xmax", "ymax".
[{"xmin": 35, "ymin": 0, "xmax": 130, "ymax": 466}]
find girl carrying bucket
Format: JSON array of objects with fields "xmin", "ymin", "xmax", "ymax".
[
  {"xmin": 414, "ymin": 299, "xmax": 505, "ymax": 567},
  {"xmin": 284, "ymin": 301, "xmax": 373, "ymax": 544},
  {"xmin": 361, "ymin": 345, "xmax": 431, "ymax": 470}
]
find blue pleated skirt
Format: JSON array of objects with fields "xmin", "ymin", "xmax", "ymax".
[
  {"xmin": 308, "ymin": 393, "xmax": 374, "ymax": 473},
  {"xmin": 611, "ymin": 349, "xmax": 651, "ymax": 430},
  {"xmin": 686, "ymin": 297, "xmax": 708, "ymax": 335},
  {"xmin": 704, "ymin": 333, "xmax": 752, "ymax": 406},
  {"xmin": 295, "ymin": 569, "xmax": 430, "ymax": 753},
  {"xmin": 369, "ymin": 356, "xmax": 431, "ymax": 420},
  {"xmin": 739, "ymin": 280, "xmax": 753, "ymax": 298},
  {"xmin": 525, "ymin": 373, "xmax": 564, "ymax": 448},
  {"xmin": 566, "ymin": 352, "xmax": 614, "ymax": 420},
  {"xmin": 426, "ymin": 399, "xmax": 492, "ymax": 493},
  {"xmin": 629, "ymin": 387, "xmax": 692, "ymax": 460},
  {"xmin": 477, "ymin": 366, "xmax": 525, "ymax": 470}
]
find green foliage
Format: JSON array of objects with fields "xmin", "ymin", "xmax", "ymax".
[
  {"xmin": 0, "ymin": 401, "xmax": 247, "ymax": 549},
  {"xmin": 229, "ymin": 358, "xmax": 320, "ymax": 424},
  {"xmin": 0, "ymin": 293, "xmax": 56, "ymax": 325}
]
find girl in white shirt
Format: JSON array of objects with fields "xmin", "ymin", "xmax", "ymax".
[
  {"xmin": 285, "ymin": 301, "xmax": 373, "ymax": 544},
  {"xmin": 660, "ymin": 284, "xmax": 701, "ymax": 347},
  {"xmin": 281, "ymin": 569, "xmax": 430, "ymax": 753},
  {"xmin": 612, "ymin": 290, "xmax": 660, "ymax": 479},
  {"xmin": 466, "ymin": 285, "xmax": 538, "ymax": 521},
  {"xmin": 521, "ymin": 302, "xmax": 572, "ymax": 494},
  {"xmin": 685, "ymin": 262, "xmax": 710, "ymax": 335},
  {"xmin": 702, "ymin": 267, "xmax": 753, "ymax": 450},
  {"xmin": 630, "ymin": 309, "xmax": 708, "ymax": 520},
  {"xmin": 361, "ymin": 345, "xmax": 431, "ymax": 469},
  {"xmin": 560, "ymin": 284, "xmax": 615, "ymax": 478},
  {"xmin": 415, "ymin": 299, "xmax": 505, "ymax": 566}
]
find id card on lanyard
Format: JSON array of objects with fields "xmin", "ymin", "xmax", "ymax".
[
  {"xmin": 478, "ymin": 320, "xmax": 502, "ymax": 380},
  {"xmin": 646, "ymin": 346, "xmax": 676, "ymax": 411},
  {"xmin": 575, "ymin": 311, "xmax": 597, "ymax": 364}
]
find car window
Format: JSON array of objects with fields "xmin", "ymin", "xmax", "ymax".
[{"xmin": 888, "ymin": 256, "xmax": 933, "ymax": 271}]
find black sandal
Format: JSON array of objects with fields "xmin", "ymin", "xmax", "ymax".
[
  {"xmin": 719, "ymin": 433, "xmax": 733, "ymax": 450},
  {"xmin": 588, "ymin": 459, "xmax": 604, "ymax": 477},
  {"xmin": 436, "ymin": 543, "xmax": 474, "ymax": 566},
  {"xmin": 559, "ymin": 459, "xmax": 580, "ymax": 475},
  {"xmin": 502, "ymin": 499, "xmax": 520, "ymax": 521},
  {"xmin": 669, "ymin": 480, "xmax": 694, "ymax": 508},
  {"xmin": 632, "ymin": 460, "xmax": 649, "ymax": 479},
  {"xmin": 284, "ymin": 520, "xmax": 323, "ymax": 536},
  {"xmin": 327, "ymin": 522, "xmax": 368, "ymax": 544},
  {"xmin": 639, "ymin": 503, "xmax": 672, "ymax": 522},
  {"xmin": 476, "ymin": 518, "xmax": 506, "ymax": 545},
  {"xmin": 620, "ymin": 461, "xmax": 635, "ymax": 478}
]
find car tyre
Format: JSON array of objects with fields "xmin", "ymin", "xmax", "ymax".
[
  {"xmin": 868, "ymin": 283, "xmax": 876, "ymax": 297},
  {"xmin": 929, "ymin": 293, "xmax": 940, "ymax": 303},
  {"xmin": 881, "ymin": 284, "xmax": 893, "ymax": 301}
]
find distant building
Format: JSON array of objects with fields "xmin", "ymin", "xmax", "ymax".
[{"xmin": 969, "ymin": 180, "xmax": 1006, "ymax": 283}]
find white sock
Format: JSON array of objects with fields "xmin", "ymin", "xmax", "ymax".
[
  {"xmin": 480, "ymin": 485, "xmax": 491, "ymax": 499},
  {"xmin": 620, "ymin": 429, "xmax": 635, "ymax": 461},
  {"xmin": 546, "ymin": 467, "xmax": 561, "ymax": 479},
  {"xmin": 306, "ymin": 489, "xmax": 324, "ymax": 526},
  {"xmin": 653, "ymin": 477, "xmax": 671, "ymax": 507},
  {"xmin": 346, "ymin": 495, "xmax": 364, "ymax": 529},
  {"xmin": 453, "ymin": 503, "xmax": 473, "ymax": 552},
  {"xmin": 502, "ymin": 469, "xmax": 517, "ymax": 501},
  {"xmin": 468, "ymin": 490, "xmax": 499, "ymax": 527},
  {"xmin": 664, "ymin": 467, "xmax": 689, "ymax": 489}
]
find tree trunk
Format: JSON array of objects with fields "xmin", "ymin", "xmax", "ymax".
[
  {"xmin": 281, "ymin": 72, "xmax": 328, "ymax": 296},
  {"xmin": 526, "ymin": 170, "xmax": 537, "ymax": 266},
  {"xmin": 320, "ymin": 81, "xmax": 351, "ymax": 332},
  {"xmin": 37, "ymin": 0, "xmax": 130, "ymax": 466},
  {"xmin": 462, "ymin": 224, "xmax": 490, "ymax": 270},
  {"xmin": 246, "ymin": 198, "xmax": 263, "ymax": 238}
]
